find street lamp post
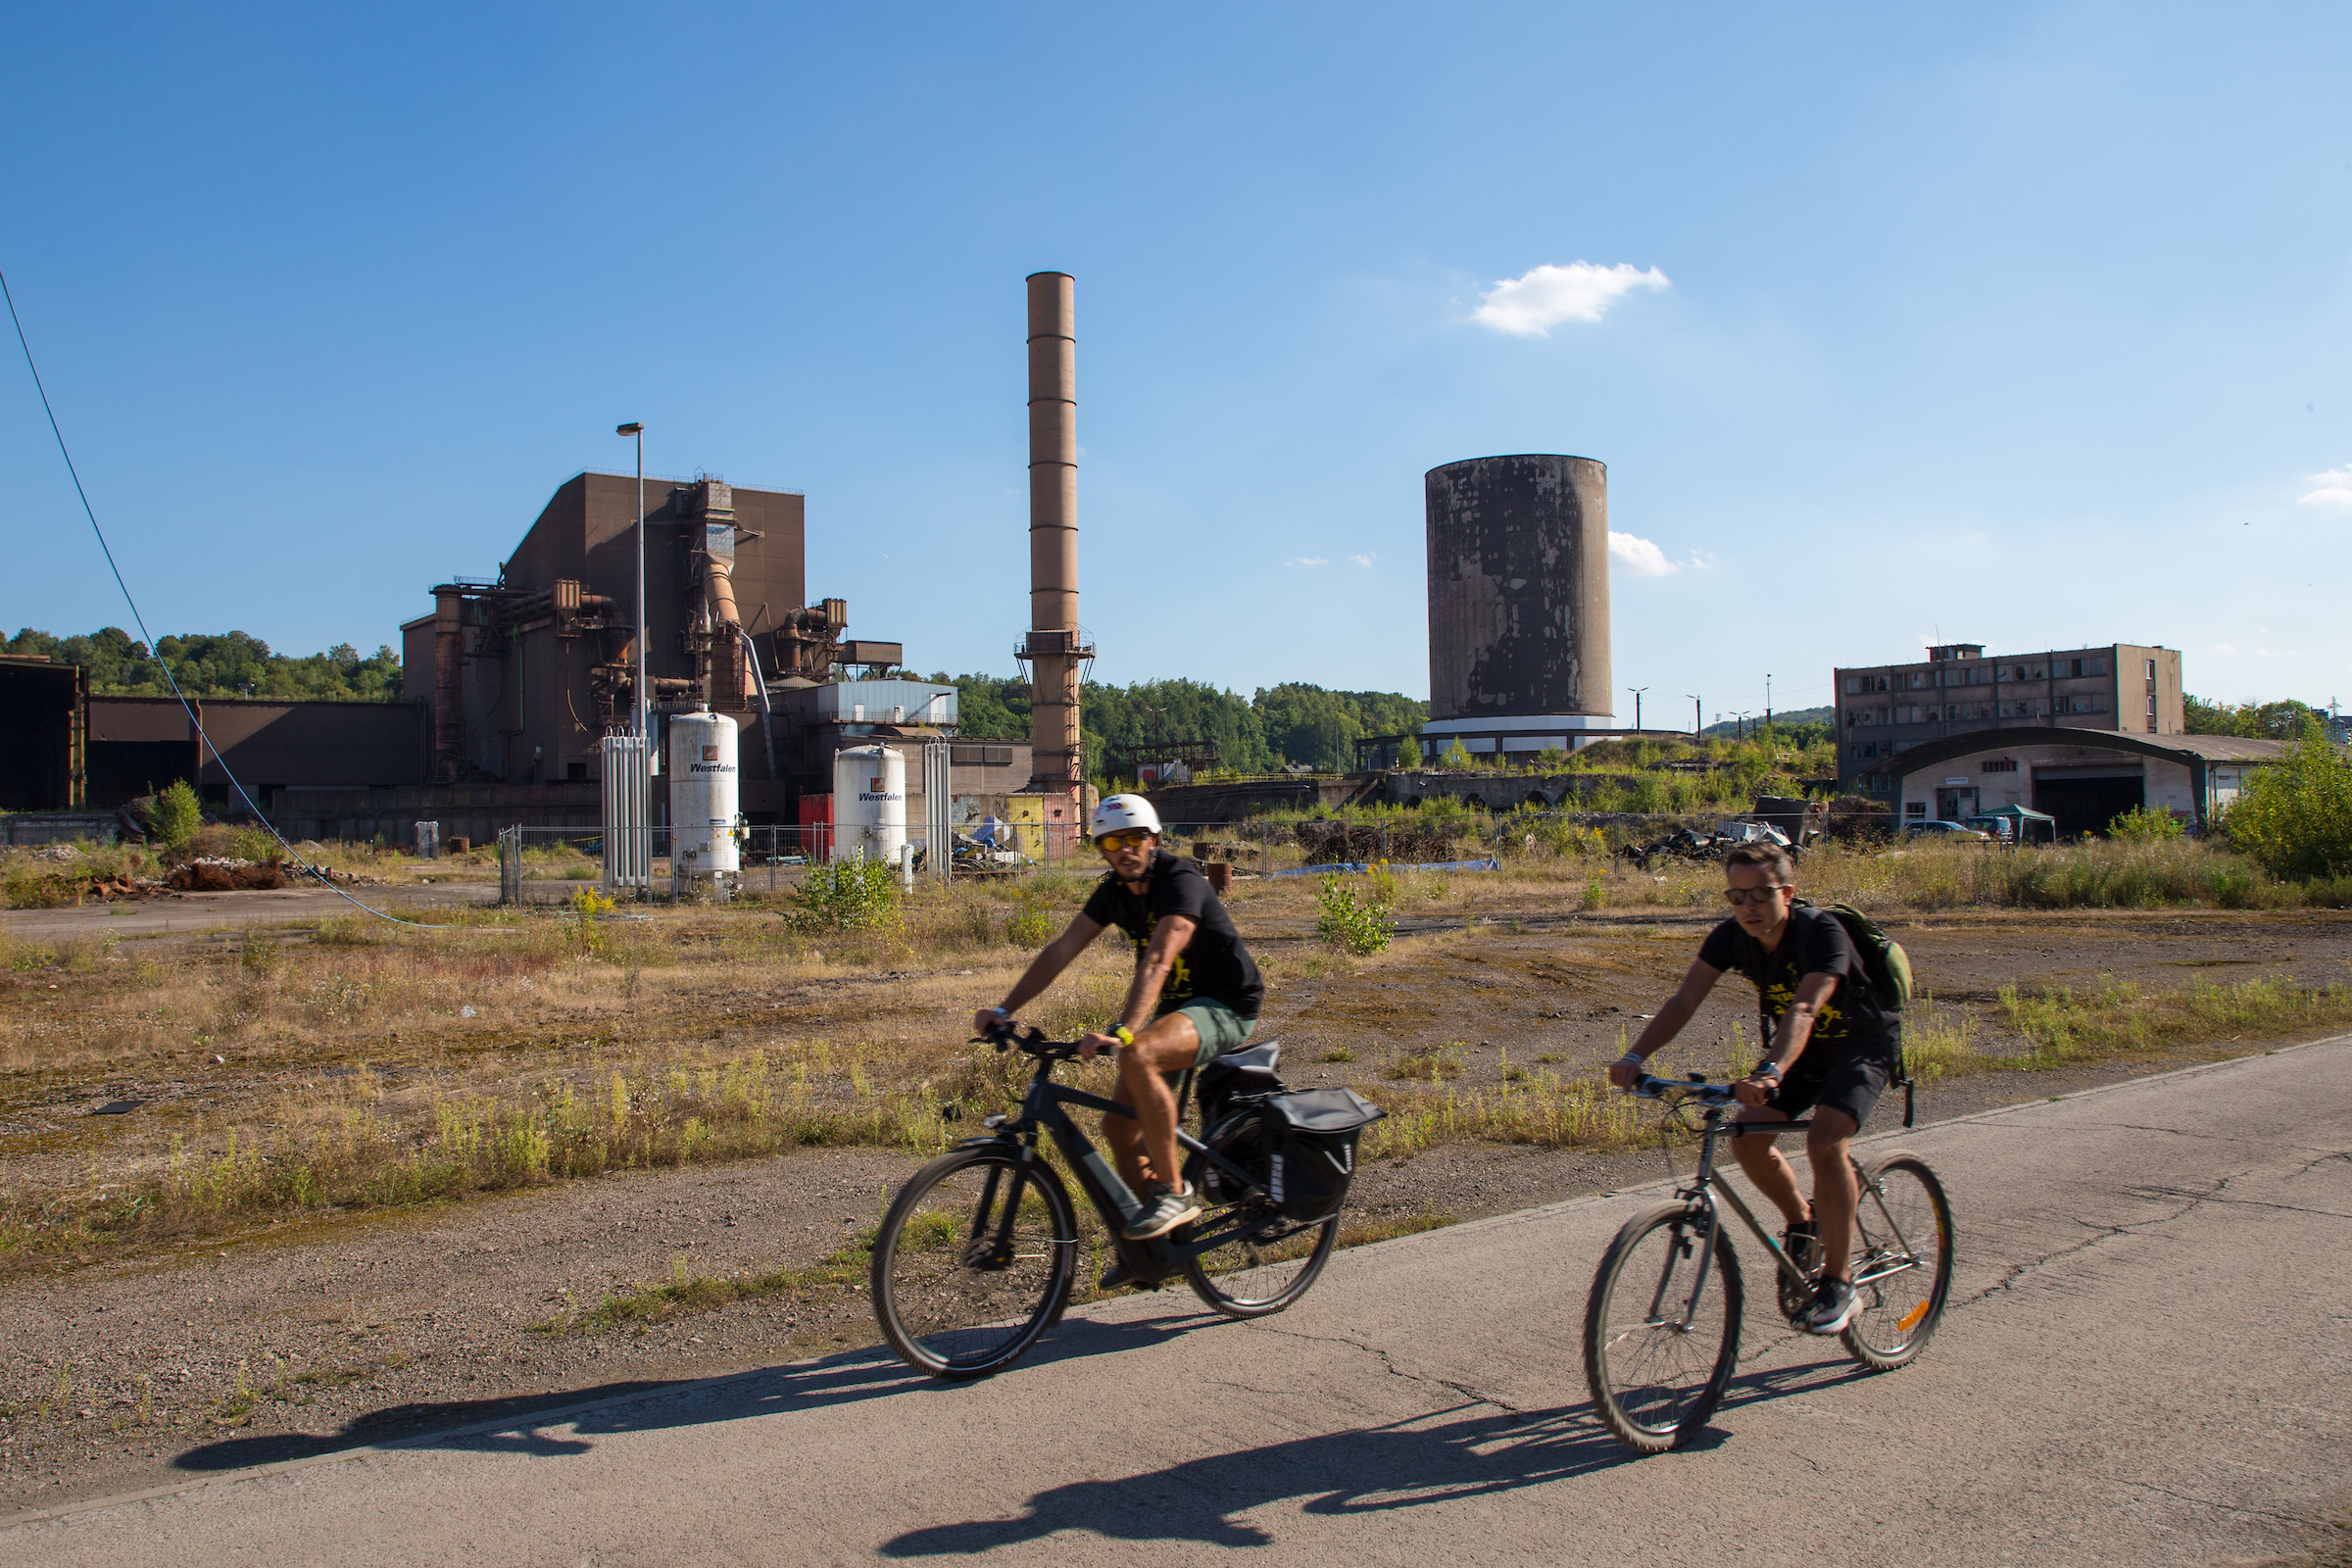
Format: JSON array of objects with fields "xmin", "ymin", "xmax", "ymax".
[
  {"xmin": 1628, "ymin": 687, "xmax": 1647, "ymax": 735},
  {"xmin": 615, "ymin": 424, "xmax": 646, "ymax": 745},
  {"xmin": 1687, "ymin": 694, "xmax": 1702, "ymax": 738}
]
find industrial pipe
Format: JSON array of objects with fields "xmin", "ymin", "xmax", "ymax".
[
  {"xmin": 432, "ymin": 587, "xmax": 464, "ymax": 781},
  {"xmin": 733, "ymin": 622, "xmax": 779, "ymax": 782}
]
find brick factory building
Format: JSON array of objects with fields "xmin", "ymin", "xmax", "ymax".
[{"xmin": 1836, "ymin": 641, "xmax": 2183, "ymax": 800}]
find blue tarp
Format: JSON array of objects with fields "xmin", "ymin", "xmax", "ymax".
[{"xmin": 1270, "ymin": 858, "xmax": 1503, "ymax": 878}]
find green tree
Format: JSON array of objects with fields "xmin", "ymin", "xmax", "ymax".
[
  {"xmin": 1439, "ymin": 738, "xmax": 1475, "ymax": 771},
  {"xmin": 2185, "ymin": 695, "xmax": 2326, "ymax": 739},
  {"xmin": 1397, "ymin": 734, "xmax": 1423, "ymax": 768},
  {"xmin": 5, "ymin": 627, "xmax": 404, "ymax": 700},
  {"xmin": 2223, "ymin": 732, "xmax": 2352, "ymax": 878},
  {"xmin": 152, "ymin": 780, "xmax": 203, "ymax": 848},
  {"xmin": 929, "ymin": 672, "xmax": 1030, "ymax": 740}
]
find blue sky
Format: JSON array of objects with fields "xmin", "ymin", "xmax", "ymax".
[{"xmin": 3, "ymin": 3, "xmax": 2348, "ymax": 721}]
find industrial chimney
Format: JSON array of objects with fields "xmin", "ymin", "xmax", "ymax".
[{"xmin": 1021, "ymin": 272, "xmax": 1091, "ymax": 822}]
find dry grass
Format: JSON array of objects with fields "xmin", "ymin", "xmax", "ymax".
[{"xmin": 8, "ymin": 842, "xmax": 2350, "ymax": 1274}]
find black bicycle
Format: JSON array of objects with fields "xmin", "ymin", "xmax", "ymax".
[
  {"xmin": 870, "ymin": 1025, "xmax": 1380, "ymax": 1380},
  {"xmin": 1583, "ymin": 1073, "xmax": 1954, "ymax": 1453}
]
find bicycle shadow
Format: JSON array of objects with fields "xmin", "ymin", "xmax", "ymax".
[
  {"xmin": 876, "ymin": 1340, "xmax": 1874, "ymax": 1555},
  {"xmin": 169, "ymin": 1311, "xmax": 1202, "ymax": 1474},
  {"xmin": 878, "ymin": 1401, "xmax": 1644, "ymax": 1554}
]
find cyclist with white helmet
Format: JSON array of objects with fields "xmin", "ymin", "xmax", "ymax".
[{"xmin": 974, "ymin": 793, "xmax": 1264, "ymax": 1248}]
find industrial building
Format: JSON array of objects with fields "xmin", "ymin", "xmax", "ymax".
[
  {"xmin": 1836, "ymin": 641, "xmax": 2184, "ymax": 799},
  {"xmin": 0, "ymin": 271, "xmax": 1097, "ymax": 858},
  {"xmin": 1881, "ymin": 730, "xmax": 2282, "ymax": 837},
  {"xmin": 1420, "ymin": 454, "xmax": 1615, "ymax": 760}
]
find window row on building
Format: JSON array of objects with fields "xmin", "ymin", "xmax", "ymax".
[
  {"xmin": 1842, "ymin": 656, "xmax": 2113, "ymax": 695},
  {"xmin": 1847, "ymin": 695, "xmax": 2111, "ymax": 726}
]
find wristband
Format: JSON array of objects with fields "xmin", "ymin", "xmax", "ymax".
[
  {"xmin": 1752, "ymin": 1060, "xmax": 1783, "ymax": 1081},
  {"xmin": 1615, "ymin": 1053, "xmax": 1645, "ymax": 1069},
  {"xmin": 1113, "ymin": 1026, "xmax": 1135, "ymax": 1049}
]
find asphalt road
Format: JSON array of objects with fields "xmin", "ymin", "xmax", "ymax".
[{"xmin": 7, "ymin": 1040, "xmax": 2347, "ymax": 1567}]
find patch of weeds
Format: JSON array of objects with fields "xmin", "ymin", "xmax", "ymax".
[
  {"xmin": 1315, "ymin": 873, "xmax": 1395, "ymax": 956},
  {"xmin": 1318, "ymin": 1047, "xmax": 1357, "ymax": 1064},
  {"xmin": 1386, "ymin": 1044, "xmax": 1464, "ymax": 1083},
  {"xmin": 534, "ymin": 1237, "xmax": 874, "ymax": 1335},
  {"xmin": 1335, "ymin": 1210, "xmax": 1457, "ymax": 1250},
  {"xmin": 1005, "ymin": 897, "xmax": 1055, "ymax": 949}
]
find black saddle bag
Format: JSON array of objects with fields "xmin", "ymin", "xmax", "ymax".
[
  {"xmin": 1262, "ymin": 1087, "xmax": 1385, "ymax": 1223},
  {"xmin": 1188, "ymin": 1040, "xmax": 1287, "ymax": 1206}
]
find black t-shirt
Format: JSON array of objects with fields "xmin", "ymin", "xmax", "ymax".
[
  {"xmin": 1696, "ymin": 906, "xmax": 1895, "ymax": 1073},
  {"xmin": 1081, "ymin": 850, "xmax": 1265, "ymax": 1019}
]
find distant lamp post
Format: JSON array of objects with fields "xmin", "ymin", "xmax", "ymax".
[
  {"xmin": 1628, "ymin": 687, "xmax": 1648, "ymax": 735},
  {"xmin": 1686, "ymin": 694, "xmax": 1702, "ymax": 738},
  {"xmin": 615, "ymin": 423, "xmax": 646, "ymax": 744}
]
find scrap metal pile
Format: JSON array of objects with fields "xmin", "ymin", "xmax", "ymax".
[{"xmin": 1620, "ymin": 819, "xmax": 1799, "ymax": 871}]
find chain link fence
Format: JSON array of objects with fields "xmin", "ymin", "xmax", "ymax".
[{"xmin": 489, "ymin": 807, "xmax": 1828, "ymax": 904}]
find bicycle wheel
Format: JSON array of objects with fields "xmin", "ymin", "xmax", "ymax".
[
  {"xmin": 1841, "ymin": 1152, "xmax": 1952, "ymax": 1370},
  {"xmin": 871, "ymin": 1146, "xmax": 1076, "ymax": 1379},
  {"xmin": 1583, "ymin": 1201, "xmax": 1743, "ymax": 1453},
  {"xmin": 1184, "ymin": 1210, "xmax": 1340, "ymax": 1318}
]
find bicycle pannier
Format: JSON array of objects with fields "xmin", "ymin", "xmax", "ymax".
[
  {"xmin": 1262, "ymin": 1087, "xmax": 1385, "ymax": 1223},
  {"xmin": 1189, "ymin": 1041, "xmax": 1289, "ymax": 1206}
]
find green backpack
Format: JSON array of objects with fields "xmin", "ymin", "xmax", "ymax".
[
  {"xmin": 1798, "ymin": 900, "xmax": 1912, "ymax": 1014},
  {"xmin": 1793, "ymin": 900, "xmax": 1916, "ymax": 1117}
]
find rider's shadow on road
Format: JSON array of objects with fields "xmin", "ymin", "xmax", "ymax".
[
  {"xmin": 880, "ymin": 1401, "xmax": 1644, "ymax": 1554},
  {"xmin": 875, "ymin": 1339, "xmax": 1871, "ymax": 1555},
  {"xmin": 170, "ymin": 1311, "xmax": 1201, "ymax": 1474}
]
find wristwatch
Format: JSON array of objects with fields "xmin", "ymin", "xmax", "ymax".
[{"xmin": 1751, "ymin": 1060, "xmax": 1784, "ymax": 1082}]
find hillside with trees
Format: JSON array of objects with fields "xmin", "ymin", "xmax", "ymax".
[{"xmin": 5, "ymin": 627, "xmax": 405, "ymax": 702}]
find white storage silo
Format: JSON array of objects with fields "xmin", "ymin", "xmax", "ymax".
[
  {"xmin": 832, "ymin": 744, "xmax": 906, "ymax": 864},
  {"xmin": 669, "ymin": 709, "xmax": 742, "ymax": 886}
]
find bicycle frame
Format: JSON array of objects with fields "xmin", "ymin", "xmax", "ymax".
[
  {"xmin": 965, "ymin": 1042, "xmax": 1326, "ymax": 1286},
  {"xmin": 1647, "ymin": 1082, "xmax": 1931, "ymax": 1330}
]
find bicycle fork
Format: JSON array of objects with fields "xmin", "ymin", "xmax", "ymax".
[{"xmin": 1647, "ymin": 1200, "xmax": 1724, "ymax": 1333}]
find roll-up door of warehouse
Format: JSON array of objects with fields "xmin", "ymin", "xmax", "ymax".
[{"xmin": 2033, "ymin": 768, "xmax": 2144, "ymax": 839}]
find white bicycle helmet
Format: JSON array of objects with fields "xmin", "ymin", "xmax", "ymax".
[{"xmin": 1089, "ymin": 793, "xmax": 1162, "ymax": 842}]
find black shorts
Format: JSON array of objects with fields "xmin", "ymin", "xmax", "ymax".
[{"xmin": 1755, "ymin": 1037, "xmax": 1898, "ymax": 1131}]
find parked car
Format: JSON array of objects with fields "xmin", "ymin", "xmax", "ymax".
[
  {"xmin": 1960, "ymin": 815, "xmax": 2015, "ymax": 842},
  {"xmin": 1906, "ymin": 819, "xmax": 1989, "ymax": 841}
]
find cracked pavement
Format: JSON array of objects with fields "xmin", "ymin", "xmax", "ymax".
[{"xmin": 6, "ymin": 1037, "xmax": 2348, "ymax": 1567}]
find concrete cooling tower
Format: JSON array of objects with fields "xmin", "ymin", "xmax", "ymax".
[{"xmin": 1423, "ymin": 454, "xmax": 1613, "ymax": 760}]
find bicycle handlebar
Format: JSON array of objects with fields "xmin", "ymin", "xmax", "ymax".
[
  {"xmin": 1632, "ymin": 1072, "xmax": 1740, "ymax": 1106},
  {"xmin": 975, "ymin": 1021, "xmax": 1090, "ymax": 1060}
]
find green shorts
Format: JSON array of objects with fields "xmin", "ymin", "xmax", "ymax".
[{"xmin": 1158, "ymin": 999, "xmax": 1258, "ymax": 1068}]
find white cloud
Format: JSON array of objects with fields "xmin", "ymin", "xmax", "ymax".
[
  {"xmin": 1607, "ymin": 531, "xmax": 1708, "ymax": 576},
  {"xmin": 2299, "ymin": 466, "xmax": 2352, "ymax": 507},
  {"xmin": 2207, "ymin": 642, "xmax": 2239, "ymax": 657},
  {"xmin": 1350, "ymin": 552, "xmax": 1378, "ymax": 567},
  {"xmin": 1472, "ymin": 262, "xmax": 1670, "ymax": 337},
  {"xmin": 1287, "ymin": 557, "xmax": 1328, "ymax": 567}
]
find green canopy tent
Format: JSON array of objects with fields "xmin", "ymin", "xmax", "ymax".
[{"xmin": 1968, "ymin": 803, "xmax": 2057, "ymax": 845}]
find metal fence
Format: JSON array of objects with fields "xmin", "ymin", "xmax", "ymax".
[{"xmin": 489, "ymin": 808, "xmax": 1819, "ymax": 905}]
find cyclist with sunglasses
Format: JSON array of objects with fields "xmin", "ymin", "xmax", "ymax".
[
  {"xmin": 973, "ymin": 794, "xmax": 1264, "ymax": 1249},
  {"xmin": 1605, "ymin": 842, "xmax": 1902, "ymax": 1335}
]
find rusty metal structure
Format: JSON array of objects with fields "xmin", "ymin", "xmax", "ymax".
[
  {"xmin": 1016, "ymin": 271, "xmax": 1093, "ymax": 824},
  {"xmin": 1422, "ymin": 454, "xmax": 1613, "ymax": 760}
]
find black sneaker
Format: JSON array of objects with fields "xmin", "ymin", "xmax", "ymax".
[
  {"xmin": 1121, "ymin": 1182, "xmax": 1202, "ymax": 1241},
  {"xmin": 1798, "ymin": 1277, "xmax": 1858, "ymax": 1336},
  {"xmin": 1099, "ymin": 1258, "xmax": 1136, "ymax": 1292}
]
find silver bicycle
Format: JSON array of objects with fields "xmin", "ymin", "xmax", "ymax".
[{"xmin": 1583, "ymin": 1072, "xmax": 1954, "ymax": 1453}]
